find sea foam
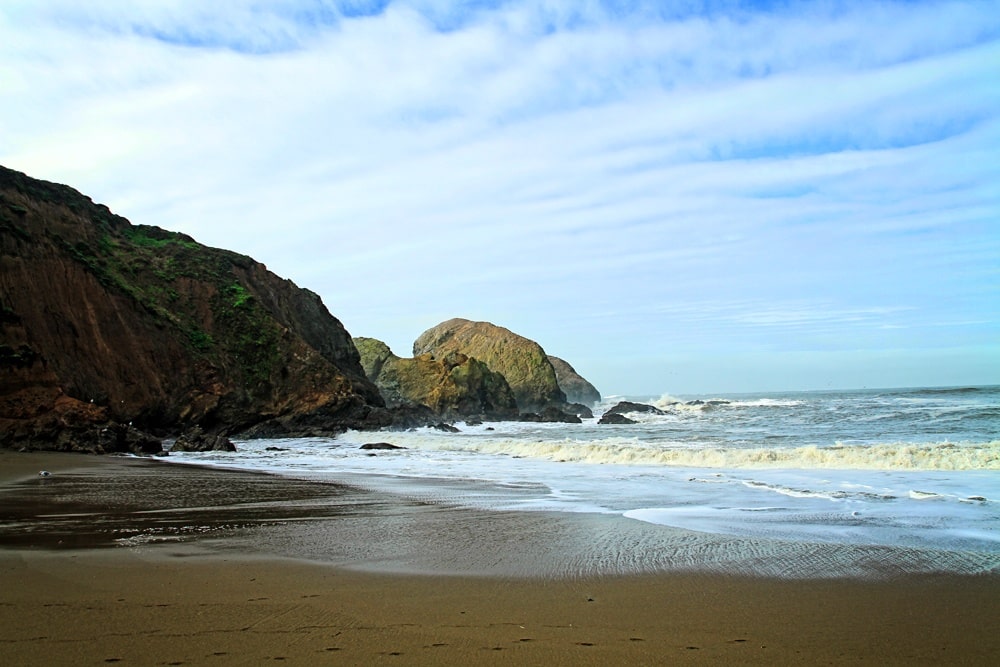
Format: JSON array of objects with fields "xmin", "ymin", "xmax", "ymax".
[
  {"xmin": 341, "ymin": 430, "xmax": 1000, "ymax": 471},
  {"xmin": 160, "ymin": 386, "xmax": 1000, "ymax": 573}
]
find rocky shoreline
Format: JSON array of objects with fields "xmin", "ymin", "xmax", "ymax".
[{"xmin": 1, "ymin": 165, "xmax": 601, "ymax": 455}]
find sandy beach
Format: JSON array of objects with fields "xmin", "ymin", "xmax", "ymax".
[{"xmin": 2, "ymin": 451, "xmax": 998, "ymax": 665}]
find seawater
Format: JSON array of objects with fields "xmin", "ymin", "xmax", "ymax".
[{"xmin": 166, "ymin": 386, "xmax": 1000, "ymax": 572}]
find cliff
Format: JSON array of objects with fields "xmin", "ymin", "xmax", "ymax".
[
  {"xmin": 413, "ymin": 318, "xmax": 569, "ymax": 413},
  {"xmin": 547, "ymin": 356, "xmax": 601, "ymax": 406},
  {"xmin": 355, "ymin": 337, "xmax": 518, "ymax": 420},
  {"xmin": 0, "ymin": 165, "xmax": 387, "ymax": 451}
]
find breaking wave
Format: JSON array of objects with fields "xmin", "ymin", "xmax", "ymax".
[{"xmin": 387, "ymin": 434, "xmax": 1000, "ymax": 471}]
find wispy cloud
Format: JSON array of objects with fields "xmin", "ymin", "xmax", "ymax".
[{"xmin": 1, "ymin": 0, "xmax": 998, "ymax": 392}]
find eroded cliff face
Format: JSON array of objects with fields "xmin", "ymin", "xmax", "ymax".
[
  {"xmin": 355, "ymin": 337, "xmax": 518, "ymax": 420},
  {"xmin": 0, "ymin": 165, "xmax": 386, "ymax": 450},
  {"xmin": 412, "ymin": 318, "xmax": 568, "ymax": 413},
  {"xmin": 547, "ymin": 356, "xmax": 601, "ymax": 406}
]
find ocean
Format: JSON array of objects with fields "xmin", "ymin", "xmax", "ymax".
[{"xmin": 163, "ymin": 385, "xmax": 1000, "ymax": 577}]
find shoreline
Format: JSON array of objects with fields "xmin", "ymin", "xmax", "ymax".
[
  {"xmin": 4, "ymin": 547, "xmax": 999, "ymax": 666},
  {"xmin": 2, "ymin": 451, "xmax": 999, "ymax": 664}
]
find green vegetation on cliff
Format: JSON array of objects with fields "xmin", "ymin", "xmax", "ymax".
[
  {"xmin": 0, "ymin": 164, "xmax": 384, "ymax": 449},
  {"xmin": 52, "ymin": 212, "xmax": 286, "ymax": 392}
]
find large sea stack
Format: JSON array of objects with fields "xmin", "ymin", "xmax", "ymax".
[
  {"xmin": 413, "ymin": 318, "xmax": 580, "ymax": 413},
  {"xmin": 355, "ymin": 337, "xmax": 518, "ymax": 420},
  {"xmin": 547, "ymin": 355, "xmax": 601, "ymax": 406},
  {"xmin": 0, "ymin": 165, "xmax": 387, "ymax": 451}
]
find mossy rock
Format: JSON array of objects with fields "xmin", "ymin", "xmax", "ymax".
[
  {"xmin": 413, "ymin": 318, "xmax": 566, "ymax": 413},
  {"xmin": 356, "ymin": 337, "xmax": 518, "ymax": 419}
]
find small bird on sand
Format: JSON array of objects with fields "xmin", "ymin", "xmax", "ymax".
[{"xmin": 39, "ymin": 470, "xmax": 50, "ymax": 477}]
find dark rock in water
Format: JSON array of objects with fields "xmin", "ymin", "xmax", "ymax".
[
  {"xmin": 519, "ymin": 407, "xmax": 582, "ymax": 424},
  {"xmin": 604, "ymin": 401, "xmax": 666, "ymax": 416},
  {"xmin": 171, "ymin": 426, "xmax": 236, "ymax": 452},
  {"xmin": 566, "ymin": 403, "xmax": 594, "ymax": 419},
  {"xmin": 598, "ymin": 412, "xmax": 637, "ymax": 425},
  {"xmin": 264, "ymin": 446, "xmax": 288, "ymax": 452},
  {"xmin": 547, "ymin": 356, "xmax": 601, "ymax": 406},
  {"xmin": 682, "ymin": 399, "xmax": 729, "ymax": 410},
  {"xmin": 384, "ymin": 402, "xmax": 439, "ymax": 430},
  {"xmin": 432, "ymin": 422, "xmax": 460, "ymax": 433},
  {"xmin": 359, "ymin": 442, "xmax": 405, "ymax": 450}
]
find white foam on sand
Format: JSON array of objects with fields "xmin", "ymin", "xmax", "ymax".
[{"xmin": 163, "ymin": 433, "xmax": 1000, "ymax": 562}]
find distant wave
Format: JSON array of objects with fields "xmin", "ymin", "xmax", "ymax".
[
  {"xmin": 897, "ymin": 386, "xmax": 993, "ymax": 397},
  {"xmin": 713, "ymin": 398, "xmax": 805, "ymax": 408},
  {"xmin": 647, "ymin": 396, "xmax": 804, "ymax": 411}
]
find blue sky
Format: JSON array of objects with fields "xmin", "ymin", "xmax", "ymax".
[{"xmin": 2, "ymin": 0, "xmax": 998, "ymax": 395}]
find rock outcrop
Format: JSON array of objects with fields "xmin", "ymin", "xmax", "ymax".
[
  {"xmin": 0, "ymin": 165, "xmax": 388, "ymax": 451},
  {"xmin": 597, "ymin": 412, "xmax": 637, "ymax": 425},
  {"xmin": 412, "ymin": 318, "xmax": 570, "ymax": 413},
  {"xmin": 519, "ymin": 407, "xmax": 583, "ymax": 424},
  {"xmin": 355, "ymin": 337, "xmax": 518, "ymax": 420},
  {"xmin": 603, "ymin": 401, "xmax": 666, "ymax": 416},
  {"xmin": 359, "ymin": 442, "xmax": 405, "ymax": 450},
  {"xmin": 598, "ymin": 401, "xmax": 666, "ymax": 424},
  {"xmin": 170, "ymin": 426, "xmax": 236, "ymax": 452},
  {"xmin": 547, "ymin": 356, "xmax": 601, "ymax": 406}
]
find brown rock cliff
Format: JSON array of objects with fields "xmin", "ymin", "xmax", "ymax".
[
  {"xmin": 412, "ymin": 318, "xmax": 567, "ymax": 413},
  {"xmin": 547, "ymin": 355, "xmax": 601, "ymax": 406},
  {"xmin": 0, "ymin": 165, "xmax": 386, "ymax": 450},
  {"xmin": 355, "ymin": 337, "xmax": 518, "ymax": 420}
]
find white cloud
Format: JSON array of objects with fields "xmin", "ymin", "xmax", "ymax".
[{"xmin": 1, "ymin": 0, "xmax": 998, "ymax": 393}]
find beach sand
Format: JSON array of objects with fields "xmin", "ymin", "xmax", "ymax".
[{"xmin": 2, "ymin": 451, "xmax": 998, "ymax": 665}]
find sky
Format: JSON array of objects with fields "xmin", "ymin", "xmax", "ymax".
[{"xmin": 1, "ymin": 0, "xmax": 998, "ymax": 396}]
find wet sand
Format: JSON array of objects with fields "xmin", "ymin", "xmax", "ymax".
[{"xmin": 2, "ymin": 451, "xmax": 999, "ymax": 665}]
